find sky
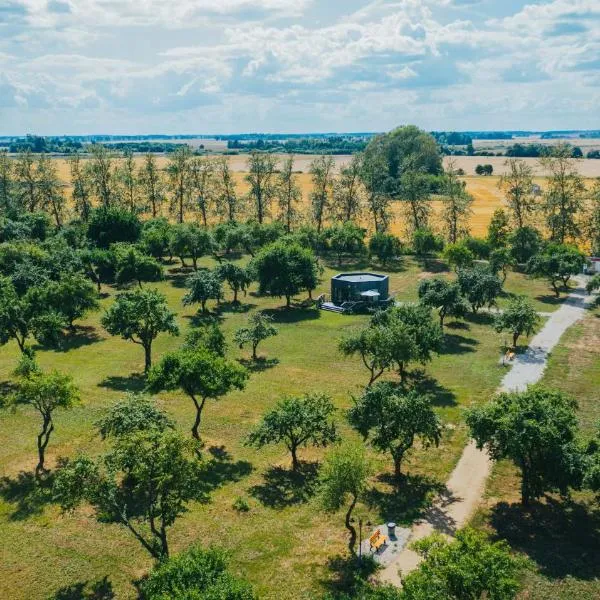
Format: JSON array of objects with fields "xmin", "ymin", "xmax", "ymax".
[{"xmin": 0, "ymin": 0, "xmax": 599, "ymax": 135}]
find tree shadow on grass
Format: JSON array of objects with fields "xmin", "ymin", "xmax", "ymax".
[
  {"xmin": 371, "ymin": 258, "xmax": 407, "ymax": 274},
  {"xmin": 52, "ymin": 326, "xmax": 104, "ymax": 353},
  {"xmin": 0, "ymin": 471, "xmax": 56, "ymax": 521},
  {"xmin": 322, "ymin": 554, "xmax": 379, "ymax": 598},
  {"xmin": 238, "ymin": 357, "xmax": 280, "ymax": 373},
  {"xmin": 197, "ymin": 445, "xmax": 253, "ymax": 497},
  {"xmin": 490, "ymin": 497, "xmax": 600, "ymax": 580},
  {"xmin": 97, "ymin": 373, "xmax": 146, "ymax": 393},
  {"xmin": 50, "ymin": 576, "xmax": 114, "ymax": 600},
  {"xmin": 184, "ymin": 312, "xmax": 225, "ymax": 327},
  {"xmin": 440, "ymin": 333, "xmax": 479, "ymax": 356},
  {"xmin": 416, "ymin": 258, "xmax": 449, "ymax": 274},
  {"xmin": 534, "ymin": 294, "xmax": 565, "ymax": 308},
  {"xmin": 249, "ymin": 461, "xmax": 320, "ymax": 509},
  {"xmin": 0, "ymin": 379, "xmax": 18, "ymax": 402},
  {"xmin": 216, "ymin": 301, "xmax": 256, "ymax": 314},
  {"xmin": 262, "ymin": 306, "xmax": 321, "ymax": 323},
  {"xmin": 365, "ymin": 472, "xmax": 448, "ymax": 527},
  {"xmin": 445, "ymin": 320, "xmax": 470, "ymax": 331},
  {"xmin": 321, "ymin": 256, "xmax": 372, "ymax": 271},
  {"xmin": 464, "ymin": 312, "xmax": 495, "ymax": 326},
  {"xmin": 407, "ymin": 370, "xmax": 457, "ymax": 407}
]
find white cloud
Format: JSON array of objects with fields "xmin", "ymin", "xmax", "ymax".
[{"xmin": 0, "ymin": 0, "xmax": 598, "ymax": 133}]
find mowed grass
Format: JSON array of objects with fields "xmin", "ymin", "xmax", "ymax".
[
  {"xmin": 0, "ymin": 256, "xmax": 558, "ymax": 599},
  {"xmin": 471, "ymin": 308, "xmax": 600, "ymax": 600}
]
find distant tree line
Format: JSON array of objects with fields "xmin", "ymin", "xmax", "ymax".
[{"xmin": 227, "ymin": 136, "xmax": 369, "ymax": 155}]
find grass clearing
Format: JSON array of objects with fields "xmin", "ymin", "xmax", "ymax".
[{"xmin": 0, "ymin": 257, "xmax": 560, "ymax": 599}]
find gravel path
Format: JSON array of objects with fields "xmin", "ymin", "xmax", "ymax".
[{"xmin": 380, "ymin": 277, "xmax": 595, "ymax": 586}]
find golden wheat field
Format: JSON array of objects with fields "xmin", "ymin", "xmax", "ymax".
[{"xmin": 47, "ymin": 154, "xmax": 599, "ymax": 238}]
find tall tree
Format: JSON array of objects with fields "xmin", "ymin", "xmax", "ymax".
[
  {"xmin": 54, "ymin": 429, "xmax": 201, "ymax": 560},
  {"xmin": 487, "ymin": 208, "xmax": 511, "ymax": 249},
  {"xmin": 276, "ymin": 154, "xmax": 302, "ymax": 232},
  {"xmin": 117, "ymin": 150, "xmax": 139, "ymax": 213},
  {"xmin": 539, "ymin": 145, "xmax": 585, "ymax": 243},
  {"xmin": 11, "ymin": 368, "xmax": 79, "ymax": 476},
  {"xmin": 333, "ymin": 154, "xmax": 363, "ymax": 222},
  {"xmin": 167, "ymin": 146, "xmax": 193, "ymax": 224},
  {"xmin": 440, "ymin": 160, "xmax": 473, "ymax": 243},
  {"xmin": 320, "ymin": 442, "xmax": 372, "ymax": 556},
  {"xmin": 101, "ymin": 288, "xmax": 179, "ymax": 373},
  {"xmin": 246, "ymin": 152, "xmax": 277, "ymax": 224},
  {"xmin": 246, "ymin": 393, "xmax": 338, "ymax": 471},
  {"xmin": 36, "ymin": 153, "xmax": 66, "ymax": 227},
  {"xmin": 147, "ymin": 347, "xmax": 248, "ymax": 443},
  {"xmin": 0, "ymin": 150, "xmax": 13, "ymax": 211},
  {"xmin": 499, "ymin": 158, "xmax": 537, "ymax": 229},
  {"xmin": 14, "ymin": 150, "xmax": 39, "ymax": 212},
  {"xmin": 467, "ymin": 386, "xmax": 582, "ymax": 506},
  {"xmin": 399, "ymin": 165, "xmax": 432, "ymax": 233},
  {"xmin": 361, "ymin": 125, "xmax": 442, "ymax": 232},
  {"xmin": 359, "ymin": 150, "xmax": 392, "ymax": 233},
  {"xmin": 139, "ymin": 153, "xmax": 165, "ymax": 218},
  {"xmin": 587, "ymin": 179, "xmax": 600, "ymax": 256},
  {"xmin": 309, "ymin": 155, "xmax": 335, "ymax": 233},
  {"xmin": 68, "ymin": 152, "xmax": 93, "ymax": 221},
  {"xmin": 348, "ymin": 382, "xmax": 442, "ymax": 483},
  {"xmin": 87, "ymin": 144, "xmax": 116, "ymax": 208},
  {"xmin": 189, "ymin": 156, "xmax": 215, "ymax": 227},
  {"xmin": 215, "ymin": 157, "xmax": 238, "ymax": 222}
]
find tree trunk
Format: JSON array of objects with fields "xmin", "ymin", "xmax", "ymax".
[
  {"xmin": 513, "ymin": 332, "xmax": 519, "ymax": 348},
  {"xmin": 398, "ymin": 362, "xmax": 405, "ymax": 383},
  {"xmin": 233, "ymin": 288, "xmax": 239, "ymax": 304},
  {"xmin": 144, "ymin": 342, "xmax": 152, "ymax": 373},
  {"xmin": 252, "ymin": 342, "xmax": 259, "ymax": 361},
  {"xmin": 286, "ymin": 295, "xmax": 291, "ymax": 308},
  {"xmin": 393, "ymin": 453, "xmax": 403, "ymax": 483},
  {"xmin": 36, "ymin": 415, "xmax": 53, "ymax": 477},
  {"xmin": 345, "ymin": 495, "xmax": 358, "ymax": 555},
  {"xmin": 191, "ymin": 395, "xmax": 206, "ymax": 442},
  {"xmin": 290, "ymin": 445, "xmax": 299, "ymax": 471}
]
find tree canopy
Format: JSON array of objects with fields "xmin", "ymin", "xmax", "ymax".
[
  {"xmin": 320, "ymin": 442, "xmax": 372, "ymax": 556},
  {"xmin": 466, "ymin": 385, "xmax": 583, "ymax": 506},
  {"xmin": 251, "ymin": 241, "xmax": 320, "ymax": 307},
  {"xmin": 101, "ymin": 288, "xmax": 179, "ymax": 373},
  {"xmin": 147, "ymin": 347, "xmax": 248, "ymax": 442},
  {"xmin": 348, "ymin": 382, "xmax": 442, "ymax": 482}
]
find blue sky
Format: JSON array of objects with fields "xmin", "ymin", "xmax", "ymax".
[{"xmin": 0, "ymin": 0, "xmax": 599, "ymax": 135}]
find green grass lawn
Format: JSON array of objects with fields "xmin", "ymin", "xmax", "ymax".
[
  {"xmin": 0, "ymin": 256, "xmax": 558, "ymax": 600},
  {"xmin": 471, "ymin": 308, "xmax": 600, "ymax": 600}
]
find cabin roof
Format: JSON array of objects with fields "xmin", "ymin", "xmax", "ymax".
[{"xmin": 333, "ymin": 273, "xmax": 387, "ymax": 284}]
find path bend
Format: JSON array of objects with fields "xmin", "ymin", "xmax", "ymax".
[{"xmin": 380, "ymin": 278, "xmax": 595, "ymax": 586}]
